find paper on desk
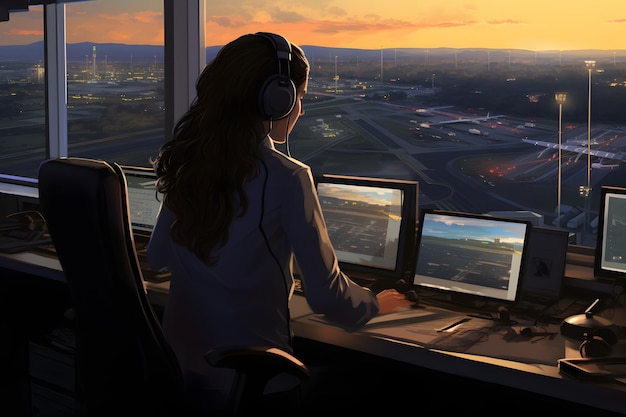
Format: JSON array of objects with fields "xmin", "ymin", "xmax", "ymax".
[
  {"xmin": 362, "ymin": 306, "xmax": 447, "ymax": 328},
  {"xmin": 361, "ymin": 315, "xmax": 566, "ymax": 365},
  {"xmin": 430, "ymin": 322, "xmax": 565, "ymax": 365}
]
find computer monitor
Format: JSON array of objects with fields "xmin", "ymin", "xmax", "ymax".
[
  {"xmin": 594, "ymin": 185, "xmax": 626, "ymax": 281},
  {"xmin": 120, "ymin": 166, "xmax": 162, "ymax": 235},
  {"xmin": 314, "ymin": 174, "xmax": 419, "ymax": 283},
  {"xmin": 412, "ymin": 209, "xmax": 532, "ymax": 304}
]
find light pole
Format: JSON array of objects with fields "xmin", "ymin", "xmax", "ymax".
[
  {"xmin": 555, "ymin": 92, "xmax": 567, "ymax": 227},
  {"xmin": 380, "ymin": 48, "xmax": 383, "ymax": 85},
  {"xmin": 585, "ymin": 60, "xmax": 595, "ymax": 191},
  {"xmin": 333, "ymin": 55, "xmax": 339, "ymax": 94},
  {"xmin": 582, "ymin": 60, "xmax": 595, "ymax": 234}
]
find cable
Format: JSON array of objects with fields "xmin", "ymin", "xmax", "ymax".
[
  {"xmin": 284, "ymin": 112, "xmax": 293, "ymax": 157},
  {"xmin": 258, "ymin": 158, "xmax": 293, "ymax": 347}
]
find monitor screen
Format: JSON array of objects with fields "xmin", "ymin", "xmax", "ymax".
[
  {"xmin": 120, "ymin": 166, "xmax": 162, "ymax": 234},
  {"xmin": 412, "ymin": 209, "xmax": 532, "ymax": 304},
  {"xmin": 594, "ymin": 185, "xmax": 626, "ymax": 281},
  {"xmin": 315, "ymin": 174, "xmax": 419, "ymax": 282}
]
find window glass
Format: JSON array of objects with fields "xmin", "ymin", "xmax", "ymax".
[
  {"xmin": 65, "ymin": 0, "xmax": 164, "ymax": 167},
  {"xmin": 0, "ymin": 6, "xmax": 46, "ymax": 178},
  {"xmin": 2, "ymin": 2, "xmax": 625, "ymax": 251},
  {"xmin": 204, "ymin": 2, "xmax": 626, "ymax": 249}
]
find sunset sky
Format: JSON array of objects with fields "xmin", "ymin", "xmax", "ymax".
[{"xmin": 1, "ymin": 0, "xmax": 625, "ymax": 51}]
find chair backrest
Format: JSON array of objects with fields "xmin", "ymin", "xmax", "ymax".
[
  {"xmin": 38, "ymin": 157, "xmax": 310, "ymax": 416},
  {"xmin": 38, "ymin": 157, "xmax": 184, "ymax": 415}
]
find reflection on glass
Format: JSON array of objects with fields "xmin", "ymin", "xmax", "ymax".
[
  {"xmin": 0, "ymin": 6, "xmax": 45, "ymax": 178},
  {"xmin": 1, "ymin": 3, "xmax": 626, "ymax": 253},
  {"xmin": 65, "ymin": 0, "xmax": 164, "ymax": 167}
]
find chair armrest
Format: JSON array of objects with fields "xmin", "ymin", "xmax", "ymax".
[{"xmin": 204, "ymin": 346, "xmax": 310, "ymax": 380}]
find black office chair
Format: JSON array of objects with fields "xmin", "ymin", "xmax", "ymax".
[{"xmin": 38, "ymin": 157, "xmax": 309, "ymax": 416}]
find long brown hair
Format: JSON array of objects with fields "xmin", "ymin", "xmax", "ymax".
[{"xmin": 152, "ymin": 33, "xmax": 309, "ymax": 265}]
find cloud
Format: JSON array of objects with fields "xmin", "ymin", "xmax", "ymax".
[
  {"xmin": 64, "ymin": 9, "xmax": 164, "ymax": 44},
  {"xmin": 486, "ymin": 19, "xmax": 522, "ymax": 25},
  {"xmin": 208, "ymin": 7, "xmax": 307, "ymax": 27},
  {"xmin": 98, "ymin": 11, "xmax": 162, "ymax": 25},
  {"xmin": 131, "ymin": 10, "xmax": 163, "ymax": 24},
  {"xmin": 5, "ymin": 28, "xmax": 43, "ymax": 37},
  {"xmin": 268, "ymin": 8, "xmax": 308, "ymax": 24},
  {"xmin": 307, "ymin": 18, "xmax": 477, "ymax": 34},
  {"xmin": 207, "ymin": 15, "xmax": 250, "ymax": 28},
  {"xmin": 427, "ymin": 20, "xmax": 479, "ymax": 29},
  {"xmin": 327, "ymin": 6, "xmax": 347, "ymax": 17}
]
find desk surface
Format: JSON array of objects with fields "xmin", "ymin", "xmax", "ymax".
[
  {"xmin": 289, "ymin": 294, "xmax": 626, "ymax": 414},
  {"xmin": 3, "ymin": 250, "xmax": 626, "ymax": 414}
]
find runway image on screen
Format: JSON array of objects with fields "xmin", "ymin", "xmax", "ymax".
[
  {"xmin": 122, "ymin": 167, "xmax": 162, "ymax": 234},
  {"xmin": 413, "ymin": 210, "xmax": 531, "ymax": 303},
  {"xmin": 317, "ymin": 182, "xmax": 402, "ymax": 271}
]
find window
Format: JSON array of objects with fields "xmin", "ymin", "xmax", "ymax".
[
  {"xmin": 0, "ymin": 0, "xmax": 164, "ymax": 180},
  {"xmin": 0, "ymin": 5, "xmax": 45, "ymax": 178},
  {"xmin": 2, "ymin": 1, "xmax": 625, "ymax": 253},
  {"xmin": 202, "ymin": 4, "xmax": 626, "ymax": 250},
  {"xmin": 64, "ymin": 0, "xmax": 164, "ymax": 167}
]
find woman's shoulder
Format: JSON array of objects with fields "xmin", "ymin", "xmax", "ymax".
[{"xmin": 264, "ymin": 147, "xmax": 311, "ymax": 174}]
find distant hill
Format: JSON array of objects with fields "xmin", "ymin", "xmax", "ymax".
[
  {"xmin": 0, "ymin": 41, "xmax": 623, "ymax": 64},
  {"xmin": 0, "ymin": 41, "xmax": 164, "ymax": 62}
]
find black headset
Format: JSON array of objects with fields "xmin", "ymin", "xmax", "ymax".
[{"xmin": 255, "ymin": 32, "xmax": 297, "ymax": 120}]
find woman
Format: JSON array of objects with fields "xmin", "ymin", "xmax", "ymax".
[{"xmin": 147, "ymin": 32, "xmax": 412, "ymax": 411}]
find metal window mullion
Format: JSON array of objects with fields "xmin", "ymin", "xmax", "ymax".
[
  {"xmin": 44, "ymin": 2, "xmax": 68, "ymax": 158},
  {"xmin": 164, "ymin": 0, "xmax": 205, "ymax": 142}
]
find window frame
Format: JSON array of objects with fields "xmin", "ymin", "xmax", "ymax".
[
  {"xmin": 0, "ymin": 0, "xmax": 204, "ymax": 189},
  {"xmin": 0, "ymin": 1, "xmax": 598, "ymax": 263}
]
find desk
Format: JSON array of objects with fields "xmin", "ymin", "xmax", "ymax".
[
  {"xmin": 290, "ymin": 294, "xmax": 626, "ymax": 414},
  {"xmin": 3, "ymin": 250, "xmax": 626, "ymax": 414},
  {"xmin": 0, "ymin": 251, "xmax": 64, "ymax": 283}
]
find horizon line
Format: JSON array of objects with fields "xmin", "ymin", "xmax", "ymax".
[{"xmin": 2, "ymin": 41, "xmax": 626, "ymax": 53}]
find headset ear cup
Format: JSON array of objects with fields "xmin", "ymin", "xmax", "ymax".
[
  {"xmin": 258, "ymin": 74, "xmax": 296, "ymax": 120},
  {"xmin": 254, "ymin": 32, "xmax": 297, "ymax": 120}
]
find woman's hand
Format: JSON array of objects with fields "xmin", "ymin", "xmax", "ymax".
[{"xmin": 376, "ymin": 288, "xmax": 415, "ymax": 315}]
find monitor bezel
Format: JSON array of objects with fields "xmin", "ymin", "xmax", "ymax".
[
  {"xmin": 593, "ymin": 185, "xmax": 626, "ymax": 282},
  {"xmin": 119, "ymin": 165, "xmax": 161, "ymax": 234},
  {"xmin": 314, "ymin": 173, "xmax": 419, "ymax": 284},
  {"xmin": 412, "ymin": 209, "xmax": 533, "ymax": 305}
]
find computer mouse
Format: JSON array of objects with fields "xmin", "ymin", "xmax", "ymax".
[
  {"xmin": 520, "ymin": 327, "xmax": 533, "ymax": 337},
  {"xmin": 405, "ymin": 289, "xmax": 419, "ymax": 303}
]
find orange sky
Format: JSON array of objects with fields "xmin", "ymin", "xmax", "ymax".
[{"xmin": 1, "ymin": 0, "xmax": 625, "ymax": 51}]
